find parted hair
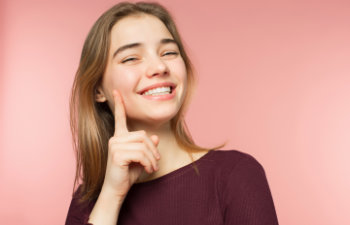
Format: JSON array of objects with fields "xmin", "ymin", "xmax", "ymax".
[{"xmin": 70, "ymin": 1, "xmax": 226, "ymax": 203}]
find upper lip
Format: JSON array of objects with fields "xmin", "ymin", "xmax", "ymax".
[{"xmin": 137, "ymin": 82, "xmax": 176, "ymax": 94}]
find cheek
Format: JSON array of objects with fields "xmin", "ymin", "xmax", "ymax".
[
  {"xmin": 106, "ymin": 68, "xmax": 139, "ymax": 92},
  {"xmin": 111, "ymin": 68, "xmax": 141, "ymax": 107},
  {"xmin": 169, "ymin": 58, "xmax": 188, "ymax": 106},
  {"xmin": 175, "ymin": 59, "xmax": 188, "ymax": 89},
  {"xmin": 170, "ymin": 57, "xmax": 187, "ymax": 78}
]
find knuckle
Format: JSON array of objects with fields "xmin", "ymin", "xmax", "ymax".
[
  {"xmin": 142, "ymin": 145, "xmax": 151, "ymax": 156},
  {"xmin": 112, "ymin": 152, "xmax": 126, "ymax": 168},
  {"xmin": 138, "ymin": 130, "xmax": 147, "ymax": 136},
  {"xmin": 143, "ymin": 158, "xmax": 150, "ymax": 166},
  {"xmin": 145, "ymin": 160, "xmax": 152, "ymax": 171},
  {"xmin": 108, "ymin": 140, "xmax": 118, "ymax": 151},
  {"xmin": 108, "ymin": 136, "xmax": 120, "ymax": 145},
  {"xmin": 114, "ymin": 132, "xmax": 124, "ymax": 138},
  {"xmin": 139, "ymin": 150, "xmax": 146, "ymax": 158}
]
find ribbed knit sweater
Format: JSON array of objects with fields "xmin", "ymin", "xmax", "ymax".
[{"xmin": 65, "ymin": 149, "xmax": 279, "ymax": 225}]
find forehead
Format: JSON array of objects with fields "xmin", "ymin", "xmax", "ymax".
[{"xmin": 110, "ymin": 14, "xmax": 173, "ymax": 48}]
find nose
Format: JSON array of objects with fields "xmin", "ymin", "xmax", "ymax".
[{"xmin": 145, "ymin": 55, "xmax": 169, "ymax": 78}]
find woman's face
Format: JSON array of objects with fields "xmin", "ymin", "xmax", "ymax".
[{"xmin": 95, "ymin": 14, "xmax": 187, "ymax": 129}]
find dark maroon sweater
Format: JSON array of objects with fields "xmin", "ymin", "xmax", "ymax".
[{"xmin": 65, "ymin": 150, "xmax": 279, "ymax": 225}]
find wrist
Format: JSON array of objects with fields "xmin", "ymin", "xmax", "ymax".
[
  {"xmin": 100, "ymin": 185, "xmax": 126, "ymax": 204},
  {"xmin": 89, "ymin": 188, "xmax": 124, "ymax": 225}
]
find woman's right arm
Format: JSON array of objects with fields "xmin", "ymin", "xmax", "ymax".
[
  {"xmin": 66, "ymin": 90, "xmax": 160, "ymax": 225},
  {"xmin": 87, "ymin": 187, "xmax": 124, "ymax": 225}
]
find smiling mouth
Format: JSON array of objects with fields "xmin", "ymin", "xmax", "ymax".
[
  {"xmin": 137, "ymin": 82, "xmax": 177, "ymax": 95},
  {"xmin": 138, "ymin": 85, "xmax": 177, "ymax": 100},
  {"xmin": 139, "ymin": 86, "xmax": 175, "ymax": 96}
]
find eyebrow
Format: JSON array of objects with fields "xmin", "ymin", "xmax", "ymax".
[{"xmin": 112, "ymin": 38, "xmax": 178, "ymax": 58}]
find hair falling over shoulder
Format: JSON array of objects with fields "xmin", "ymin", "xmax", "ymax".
[{"xmin": 69, "ymin": 1, "xmax": 226, "ymax": 204}]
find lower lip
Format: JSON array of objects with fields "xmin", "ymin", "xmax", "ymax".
[{"xmin": 140, "ymin": 88, "xmax": 176, "ymax": 100}]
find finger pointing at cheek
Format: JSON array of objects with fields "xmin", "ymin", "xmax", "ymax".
[{"xmin": 113, "ymin": 90, "xmax": 128, "ymax": 136}]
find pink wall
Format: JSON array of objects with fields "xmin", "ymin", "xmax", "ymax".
[{"xmin": 1, "ymin": 0, "xmax": 349, "ymax": 224}]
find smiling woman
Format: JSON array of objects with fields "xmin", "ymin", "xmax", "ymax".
[
  {"xmin": 94, "ymin": 14, "xmax": 188, "ymax": 130},
  {"xmin": 65, "ymin": 2, "xmax": 278, "ymax": 225}
]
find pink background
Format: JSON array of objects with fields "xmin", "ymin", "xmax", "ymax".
[{"xmin": 1, "ymin": 0, "xmax": 349, "ymax": 224}]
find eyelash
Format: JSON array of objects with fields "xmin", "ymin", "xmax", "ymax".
[
  {"xmin": 121, "ymin": 52, "xmax": 178, "ymax": 63},
  {"xmin": 163, "ymin": 51, "xmax": 178, "ymax": 56}
]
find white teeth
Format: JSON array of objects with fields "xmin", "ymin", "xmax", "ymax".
[{"xmin": 143, "ymin": 86, "xmax": 171, "ymax": 96}]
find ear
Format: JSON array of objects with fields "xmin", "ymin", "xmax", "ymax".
[{"xmin": 95, "ymin": 86, "xmax": 107, "ymax": 102}]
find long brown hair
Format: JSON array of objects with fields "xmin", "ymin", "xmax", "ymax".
[{"xmin": 70, "ymin": 1, "xmax": 226, "ymax": 203}]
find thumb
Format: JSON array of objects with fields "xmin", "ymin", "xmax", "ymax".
[{"xmin": 150, "ymin": 135, "xmax": 159, "ymax": 146}]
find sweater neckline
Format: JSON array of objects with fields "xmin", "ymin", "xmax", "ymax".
[{"xmin": 131, "ymin": 150, "xmax": 216, "ymax": 187}]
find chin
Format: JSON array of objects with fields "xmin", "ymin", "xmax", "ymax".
[
  {"xmin": 128, "ymin": 109, "xmax": 178, "ymax": 127},
  {"xmin": 146, "ymin": 110, "xmax": 178, "ymax": 123}
]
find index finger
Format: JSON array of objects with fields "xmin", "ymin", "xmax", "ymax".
[{"xmin": 113, "ymin": 90, "xmax": 128, "ymax": 136}]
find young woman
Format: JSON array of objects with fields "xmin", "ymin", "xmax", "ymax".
[{"xmin": 65, "ymin": 2, "xmax": 279, "ymax": 225}]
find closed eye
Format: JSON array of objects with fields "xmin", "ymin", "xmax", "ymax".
[
  {"xmin": 122, "ymin": 52, "xmax": 178, "ymax": 63},
  {"xmin": 121, "ymin": 57, "xmax": 138, "ymax": 63},
  {"xmin": 163, "ymin": 51, "xmax": 178, "ymax": 56}
]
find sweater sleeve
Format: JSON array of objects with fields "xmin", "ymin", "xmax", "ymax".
[
  {"xmin": 222, "ymin": 155, "xmax": 279, "ymax": 225},
  {"xmin": 65, "ymin": 186, "xmax": 95, "ymax": 225}
]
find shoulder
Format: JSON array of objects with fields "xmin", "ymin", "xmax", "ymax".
[
  {"xmin": 213, "ymin": 150, "xmax": 279, "ymax": 224},
  {"xmin": 210, "ymin": 149, "xmax": 264, "ymax": 172},
  {"xmin": 213, "ymin": 150, "xmax": 272, "ymax": 201},
  {"xmin": 209, "ymin": 149, "xmax": 267, "ymax": 190}
]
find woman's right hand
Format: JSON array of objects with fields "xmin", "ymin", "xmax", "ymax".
[{"xmin": 101, "ymin": 89, "xmax": 161, "ymax": 201}]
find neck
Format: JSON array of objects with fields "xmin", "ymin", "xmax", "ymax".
[
  {"xmin": 127, "ymin": 119, "xmax": 205, "ymax": 183},
  {"xmin": 127, "ymin": 120, "xmax": 187, "ymax": 164}
]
